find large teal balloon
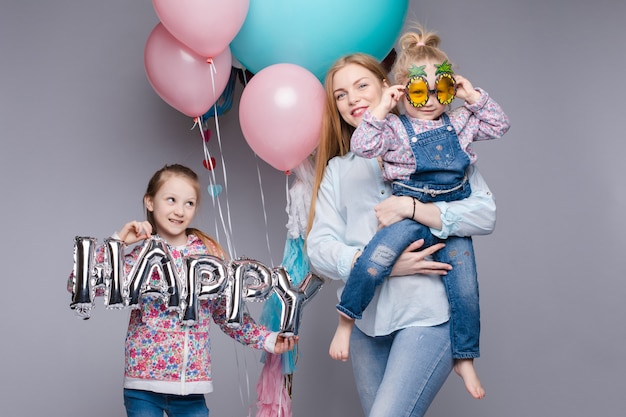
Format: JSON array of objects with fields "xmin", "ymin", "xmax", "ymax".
[{"xmin": 231, "ymin": 0, "xmax": 409, "ymax": 80}]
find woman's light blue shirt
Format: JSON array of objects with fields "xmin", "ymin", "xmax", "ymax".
[{"xmin": 307, "ymin": 153, "xmax": 496, "ymax": 337}]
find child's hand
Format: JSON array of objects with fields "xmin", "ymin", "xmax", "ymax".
[
  {"xmin": 118, "ymin": 220, "xmax": 152, "ymax": 245},
  {"xmin": 274, "ymin": 334, "xmax": 299, "ymax": 354},
  {"xmin": 375, "ymin": 195, "xmax": 413, "ymax": 228},
  {"xmin": 454, "ymin": 75, "xmax": 481, "ymax": 105},
  {"xmin": 371, "ymin": 84, "xmax": 404, "ymax": 120}
]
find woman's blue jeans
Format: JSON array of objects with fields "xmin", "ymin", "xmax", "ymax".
[
  {"xmin": 338, "ymin": 218, "xmax": 480, "ymax": 359},
  {"xmin": 350, "ymin": 323, "xmax": 453, "ymax": 417},
  {"xmin": 123, "ymin": 389, "xmax": 209, "ymax": 417}
]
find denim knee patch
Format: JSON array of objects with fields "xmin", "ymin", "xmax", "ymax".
[{"xmin": 368, "ymin": 244, "xmax": 397, "ymax": 268}]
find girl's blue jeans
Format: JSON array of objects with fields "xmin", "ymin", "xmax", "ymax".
[
  {"xmin": 350, "ymin": 323, "xmax": 453, "ymax": 417},
  {"xmin": 338, "ymin": 218, "xmax": 480, "ymax": 359},
  {"xmin": 123, "ymin": 389, "xmax": 209, "ymax": 417}
]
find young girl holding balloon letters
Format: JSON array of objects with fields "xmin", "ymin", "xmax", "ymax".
[{"xmin": 68, "ymin": 164, "xmax": 297, "ymax": 417}]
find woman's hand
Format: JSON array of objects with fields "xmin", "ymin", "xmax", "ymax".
[
  {"xmin": 274, "ymin": 335, "xmax": 299, "ymax": 354},
  {"xmin": 117, "ymin": 221, "xmax": 152, "ymax": 245},
  {"xmin": 390, "ymin": 239, "xmax": 452, "ymax": 277}
]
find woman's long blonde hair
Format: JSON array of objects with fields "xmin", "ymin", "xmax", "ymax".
[{"xmin": 305, "ymin": 53, "xmax": 393, "ymax": 235}]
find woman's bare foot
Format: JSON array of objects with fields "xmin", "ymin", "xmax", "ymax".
[
  {"xmin": 454, "ymin": 358, "xmax": 485, "ymax": 399},
  {"xmin": 329, "ymin": 314, "xmax": 354, "ymax": 362}
]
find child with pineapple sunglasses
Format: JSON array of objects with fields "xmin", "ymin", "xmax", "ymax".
[{"xmin": 330, "ymin": 26, "xmax": 510, "ymax": 400}]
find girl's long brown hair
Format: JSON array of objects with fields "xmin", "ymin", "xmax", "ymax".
[{"xmin": 144, "ymin": 164, "xmax": 226, "ymax": 259}]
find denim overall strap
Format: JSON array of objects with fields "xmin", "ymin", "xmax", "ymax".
[{"xmin": 394, "ymin": 114, "xmax": 471, "ymax": 203}]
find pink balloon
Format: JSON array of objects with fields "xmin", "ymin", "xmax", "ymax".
[
  {"xmin": 152, "ymin": 0, "xmax": 249, "ymax": 58},
  {"xmin": 239, "ymin": 64, "xmax": 324, "ymax": 171},
  {"xmin": 144, "ymin": 23, "xmax": 232, "ymax": 118}
]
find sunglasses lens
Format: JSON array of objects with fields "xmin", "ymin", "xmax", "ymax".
[
  {"xmin": 436, "ymin": 75, "xmax": 455, "ymax": 105},
  {"xmin": 406, "ymin": 78, "xmax": 429, "ymax": 107}
]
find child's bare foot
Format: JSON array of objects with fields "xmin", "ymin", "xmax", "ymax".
[
  {"xmin": 329, "ymin": 314, "xmax": 354, "ymax": 362},
  {"xmin": 454, "ymin": 358, "xmax": 485, "ymax": 399}
]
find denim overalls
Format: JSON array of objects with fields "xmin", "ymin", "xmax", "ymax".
[
  {"xmin": 338, "ymin": 113, "xmax": 480, "ymax": 359},
  {"xmin": 393, "ymin": 113, "xmax": 471, "ymax": 203}
]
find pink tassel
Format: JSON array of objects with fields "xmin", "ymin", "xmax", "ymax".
[{"xmin": 256, "ymin": 353, "xmax": 292, "ymax": 417}]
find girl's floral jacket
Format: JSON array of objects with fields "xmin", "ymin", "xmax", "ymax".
[{"xmin": 68, "ymin": 234, "xmax": 276, "ymax": 395}]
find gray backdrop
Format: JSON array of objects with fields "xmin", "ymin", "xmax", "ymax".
[{"xmin": 1, "ymin": 0, "xmax": 624, "ymax": 416}]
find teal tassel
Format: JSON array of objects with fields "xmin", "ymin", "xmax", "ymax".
[
  {"xmin": 281, "ymin": 236, "xmax": 310, "ymax": 285},
  {"xmin": 259, "ymin": 235, "xmax": 310, "ymax": 374}
]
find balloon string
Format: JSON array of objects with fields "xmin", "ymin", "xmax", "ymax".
[
  {"xmin": 198, "ymin": 122, "xmax": 226, "ymax": 248},
  {"xmin": 207, "ymin": 59, "xmax": 238, "ymax": 257},
  {"xmin": 211, "ymin": 102, "xmax": 238, "ymax": 259},
  {"xmin": 242, "ymin": 338, "xmax": 252, "ymax": 417},
  {"xmin": 237, "ymin": 70, "xmax": 270, "ymax": 265},
  {"xmin": 232, "ymin": 340, "xmax": 248, "ymax": 412},
  {"xmin": 202, "ymin": 121, "xmax": 236, "ymax": 258},
  {"xmin": 232, "ymin": 323, "xmax": 256, "ymax": 417},
  {"xmin": 285, "ymin": 173, "xmax": 291, "ymax": 229},
  {"xmin": 254, "ymin": 153, "xmax": 275, "ymax": 267},
  {"xmin": 239, "ymin": 69, "xmax": 272, "ymax": 264},
  {"xmin": 208, "ymin": 58, "xmax": 217, "ymax": 91},
  {"xmin": 196, "ymin": 63, "xmax": 238, "ymax": 259},
  {"xmin": 223, "ymin": 69, "xmax": 258, "ymax": 417}
]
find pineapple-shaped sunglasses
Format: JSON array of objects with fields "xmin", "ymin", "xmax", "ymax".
[{"xmin": 405, "ymin": 60, "xmax": 456, "ymax": 108}]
